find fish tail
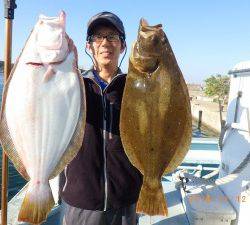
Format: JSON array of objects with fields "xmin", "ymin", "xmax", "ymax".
[
  {"xmin": 18, "ymin": 181, "xmax": 55, "ymax": 224},
  {"xmin": 136, "ymin": 179, "xmax": 167, "ymax": 216}
]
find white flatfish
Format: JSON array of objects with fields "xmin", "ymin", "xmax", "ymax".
[{"xmin": 0, "ymin": 11, "xmax": 86, "ymax": 224}]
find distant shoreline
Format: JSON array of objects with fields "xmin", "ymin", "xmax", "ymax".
[
  {"xmin": 0, "ymin": 61, "xmax": 14, "ymax": 74},
  {"xmin": 0, "ymin": 61, "xmax": 3, "ymax": 73}
]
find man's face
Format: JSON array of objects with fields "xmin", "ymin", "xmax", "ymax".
[{"xmin": 87, "ymin": 26, "xmax": 124, "ymax": 68}]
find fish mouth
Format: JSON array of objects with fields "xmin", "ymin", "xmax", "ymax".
[
  {"xmin": 26, "ymin": 62, "xmax": 44, "ymax": 67},
  {"xmin": 26, "ymin": 57, "xmax": 66, "ymax": 66},
  {"xmin": 139, "ymin": 18, "xmax": 168, "ymax": 56},
  {"xmin": 137, "ymin": 19, "xmax": 164, "ymax": 57},
  {"xmin": 140, "ymin": 18, "xmax": 162, "ymax": 33},
  {"xmin": 132, "ymin": 19, "xmax": 164, "ymax": 74}
]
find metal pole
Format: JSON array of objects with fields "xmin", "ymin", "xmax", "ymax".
[
  {"xmin": 1, "ymin": 1, "xmax": 16, "ymax": 225},
  {"xmin": 234, "ymin": 91, "xmax": 242, "ymax": 123},
  {"xmin": 198, "ymin": 110, "xmax": 202, "ymax": 131},
  {"xmin": 218, "ymin": 99, "xmax": 223, "ymax": 129}
]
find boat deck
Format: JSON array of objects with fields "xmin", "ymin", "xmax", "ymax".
[
  {"xmin": 0, "ymin": 137, "xmax": 221, "ymax": 224},
  {"xmin": 1, "ymin": 178, "xmax": 190, "ymax": 225}
]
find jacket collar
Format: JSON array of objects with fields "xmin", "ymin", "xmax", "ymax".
[{"xmin": 82, "ymin": 67, "xmax": 125, "ymax": 80}]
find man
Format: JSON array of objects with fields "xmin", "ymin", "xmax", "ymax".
[{"xmin": 60, "ymin": 11, "xmax": 143, "ymax": 225}]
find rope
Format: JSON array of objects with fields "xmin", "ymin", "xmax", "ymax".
[
  {"xmin": 215, "ymin": 150, "xmax": 250, "ymax": 185},
  {"xmin": 179, "ymin": 150, "xmax": 250, "ymax": 189},
  {"xmin": 202, "ymin": 168, "xmax": 219, "ymax": 179}
]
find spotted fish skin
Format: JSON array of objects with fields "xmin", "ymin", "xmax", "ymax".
[
  {"xmin": 0, "ymin": 11, "xmax": 86, "ymax": 224},
  {"xmin": 120, "ymin": 19, "xmax": 192, "ymax": 216}
]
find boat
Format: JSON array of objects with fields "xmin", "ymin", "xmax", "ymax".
[{"xmin": 176, "ymin": 61, "xmax": 250, "ymax": 225}]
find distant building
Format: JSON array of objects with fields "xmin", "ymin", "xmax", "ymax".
[
  {"xmin": 187, "ymin": 83, "xmax": 217, "ymax": 102},
  {"xmin": 187, "ymin": 84, "xmax": 202, "ymax": 91}
]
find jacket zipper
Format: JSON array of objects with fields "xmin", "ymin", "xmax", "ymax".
[
  {"xmin": 102, "ymin": 94, "xmax": 108, "ymax": 211},
  {"xmin": 90, "ymin": 73, "xmax": 125, "ymax": 211},
  {"xmin": 109, "ymin": 102, "xmax": 114, "ymax": 139}
]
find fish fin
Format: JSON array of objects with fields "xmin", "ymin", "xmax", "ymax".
[
  {"xmin": 18, "ymin": 181, "xmax": 55, "ymax": 224},
  {"xmin": 0, "ymin": 74, "xmax": 30, "ymax": 180},
  {"xmin": 136, "ymin": 179, "xmax": 168, "ymax": 216}
]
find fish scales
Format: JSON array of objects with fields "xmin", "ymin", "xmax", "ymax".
[
  {"xmin": 0, "ymin": 12, "xmax": 86, "ymax": 224},
  {"xmin": 120, "ymin": 19, "xmax": 192, "ymax": 216}
]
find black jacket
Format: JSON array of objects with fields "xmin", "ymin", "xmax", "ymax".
[{"xmin": 60, "ymin": 69, "xmax": 143, "ymax": 210}]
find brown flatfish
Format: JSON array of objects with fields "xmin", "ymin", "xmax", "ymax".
[{"xmin": 120, "ymin": 19, "xmax": 192, "ymax": 216}]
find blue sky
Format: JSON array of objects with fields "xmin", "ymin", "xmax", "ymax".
[{"xmin": 0, "ymin": 0, "xmax": 250, "ymax": 83}]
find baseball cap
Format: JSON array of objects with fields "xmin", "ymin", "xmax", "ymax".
[{"xmin": 87, "ymin": 11, "xmax": 125, "ymax": 41}]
